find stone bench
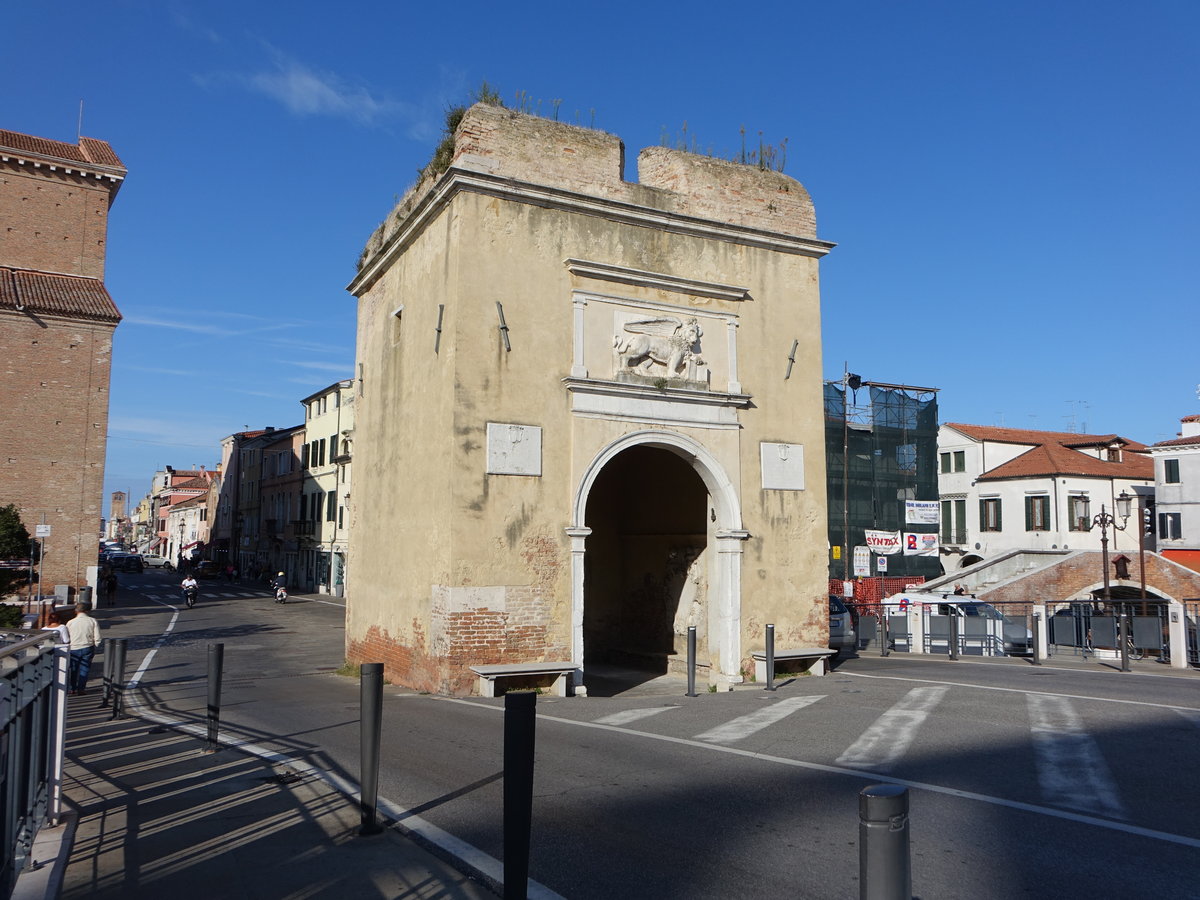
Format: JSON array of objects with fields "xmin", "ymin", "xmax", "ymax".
[
  {"xmin": 469, "ymin": 662, "xmax": 576, "ymax": 698},
  {"xmin": 751, "ymin": 647, "xmax": 836, "ymax": 681}
]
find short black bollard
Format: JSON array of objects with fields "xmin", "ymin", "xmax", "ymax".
[
  {"xmin": 503, "ymin": 691, "xmax": 536, "ymax": 900},
  {"xmin": 1119, "ymin": 612, "xmax": 1131, "ymax": 673},
  {"xmin": 859, "ymin": 783, "xmax": 911, "ymax": 900},
  {"xmin": 99, "ymin": 638, "xmax": 114, "ymax": 708},
  {"xmin": 764, "ymin": 623, "xmax": 776, "ymax": 691},
  {"xmin": 110, "ymin": 639, "xmax": 127, "ymax": 720},
  {"xmin": 206, "ymin": 643, "xmax": 224, "ymax": 752},
  {"xmin": 685, "ymin": 626, "xmax": 698, "ymax": 698},
  {"xmin": 1031, "ymin": 614, "xmax": 1042, "ymax": 666},
  {"xmin": 359, "ymin": 662, "xmax": 384, "ymax": 835},
  {"xmin": 948, "ymin": 615, "xmax": 959, "ymax": 661}
]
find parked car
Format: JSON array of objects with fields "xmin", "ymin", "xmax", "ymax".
[
  {"xmin": 828, "ymin": 594, "xmax": 857, "ymax": 657},
  {"xmin": 141, "ymin": 554, "xmax": 172, "ymax": 569},
  {"xmin": 934, "ymin": 600, "xmax": 1032, "ymax": 656},
  {"xmin": 118, "ymin": 554, "xmax": 144, "ymax": 574},
  {"xmin": 193, "ymin": 560, "xmax": 221, "ymax": 578}
]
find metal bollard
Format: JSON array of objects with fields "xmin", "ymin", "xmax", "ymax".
[
  {"xmin": 359, "ymin": 663, "xmax": 384, "ymax": 835},
  {"xmin": 206, "ymin": 643, "xmax": 224, "ymax": 752},
  {"xmin": 764, "ymin": 623, "xmax": 776, "ymax": 691},
  {"xmin": 685, "ymin": 627, "xmax": 698, "ymax": 698},
  {"xmin": 1031, "ymin": 614, "xmax": 1042, "ymax": 666},
  {"xmin": 879, "ymin": 612, "xmax": 889, "ymax": 658},
  {"xmin": 1119, "ymin": 612, "xmax": 1130, "ymax": 673},
  {"xmin": 859, "ymin": 784, "xmax": 911, "ymax": 900},
  {"xmin": 100, "ymin": 638, "xmax": 114, "ymax": 707},
  {"xmin": 503, "ymin": 691, "xmax": 536, "ymax": 900},
  {"xmin": 110, "ymin": 639, "xmax": 127, "ymax": 720},
  {"xmin": 948, "ymin": 615, "xmax": 959, "ymax": 661}
]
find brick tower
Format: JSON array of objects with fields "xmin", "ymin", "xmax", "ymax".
[{"xmin": 0, "ymin": 128, "xmax": 125, "ymax": 594}]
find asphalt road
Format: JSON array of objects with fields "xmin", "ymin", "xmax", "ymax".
[{"xmin": 102, "ymin": 570, "xmax": 1200, "ymax": 899}]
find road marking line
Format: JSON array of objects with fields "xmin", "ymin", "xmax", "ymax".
[
  {"xmin": 842, "ymin": 671, "xmax": 1200, "ymax": 712},
  {"xmin": 116, "ymin": 602, "xmax": 562, "ymax": 900},
  {"xmin": 835, "ymin": 686, "xmax": 948, "ymax": 770},
  {"xmin": 693, "ymin": 695, "xmax": 824, "ymax": 744},
  {"xmin": 1027, "ymin": 694, "xmax": 1125, "ymax": 820},
  {"xmin": 436, "ymin": 696, "xmax": 1200, "ymax": 850},
  {"xmin": 595, "ymin": 707, "xmax": 678, "ymax": 726}
]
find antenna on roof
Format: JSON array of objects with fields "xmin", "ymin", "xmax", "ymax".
[{"xmin": 77, "ymin": 100, "xmax": 84, "ymax": 141}]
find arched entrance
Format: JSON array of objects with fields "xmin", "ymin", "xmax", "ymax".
[
  {"xmin": 584, "ymin": 445, "xmax": 706, "ymax": 676},
  {"xmin": 568, "ymin": 431, "xmax": 746, "ymax": 693}
]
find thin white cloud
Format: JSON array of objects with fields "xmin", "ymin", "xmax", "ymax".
[
  {"xmin": 239, "ymin": 47, "xmax": 406, "ymax": 126},
  {"xmin": 122, "ymin": 315, "xmax": 234, "ymax": 336},
  {"xmin": 285, "ymin": 360, "xmax": 353, "ymax": 373},
  {"xmin": 117, "ymin": 364, "xmax": 199, "ymax": 377},
  {"xmin": 107, "ymin": 416, "xmax": 225, "ymax": 452},
  {"xmin": 229, "ymin": 388, "xmax": 295, "ymax": 401},
  {"xmin": 123, "ymin": 314, "xmax": 300, "ymax": 337},
  {"xmin": 264, "ymin": 336, "xmax": 351, "ymax": 354}
]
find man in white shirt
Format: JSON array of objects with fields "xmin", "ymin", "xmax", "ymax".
[{"xmin": 66, "ymin": 601, "xmax": 102, "ymax": 695}]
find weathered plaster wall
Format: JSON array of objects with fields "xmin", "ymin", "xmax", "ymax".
[{"xmin": 347, "ymin": 104, "xmax": 831, "ymax": 693}]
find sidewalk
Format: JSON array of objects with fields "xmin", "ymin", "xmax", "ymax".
[{"xmin": 14, "ymin": 593, "xmax": 498, "ymax": 900}]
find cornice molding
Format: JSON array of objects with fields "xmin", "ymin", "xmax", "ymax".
[
  {"xmin": 348, "ymin": 168, "xmax": 836, "ymax": 295},
  {"xmin": 563, "ymin": 258, "xmax": 749, "ymax": 301}
]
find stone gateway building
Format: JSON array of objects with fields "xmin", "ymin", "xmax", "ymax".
[{"xmin": 346, "ymin": 105, "xmax": 834, "ymax": 695}]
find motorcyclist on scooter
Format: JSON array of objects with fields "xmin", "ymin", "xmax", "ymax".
[
  {"xmin": 181, "ymin": 574, "xmax": 198, "ymax": 608},
  {"xmin": 271, "ymin": 572, "xmax": 288, "ymax": 604}
]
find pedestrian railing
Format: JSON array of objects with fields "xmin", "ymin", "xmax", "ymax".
[{"xmin": 0, "ymin": 630, "xmax": 67, "ymax": 897}]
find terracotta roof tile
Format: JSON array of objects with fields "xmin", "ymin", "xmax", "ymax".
[
  {"xmin": 0, "ymin": 267, "xmax": 121, "ymax": 323},
  {"xmin": 1152, "ymin": 434, "xmax": 1200, "ymax": 449},
  {"xmin": 946, "ymin": 423, "xmax": 1147, "ymax": 452},
  {"xmin": 947, "ymin": 422, "xmax": 1153, "ymax": 481},
  {"xmin": 0, "ymin": 129, "xmax": 125, "ymax": 173}
]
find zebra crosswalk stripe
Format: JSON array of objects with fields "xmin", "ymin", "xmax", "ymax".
[
  {"xmin": 595, "ymin": 707, "xmax": 678, "ymax": 727},
  {"xmin": 1027, "ymin": 694, "xmax": 1125, "ymax": 820},
  {"xmin": 835, "ymin": 685, "xmax": 949, "ymax": 771},
  {"xmin": 693, "ymin": 695, "xmax": 824, "ymax": 745}
]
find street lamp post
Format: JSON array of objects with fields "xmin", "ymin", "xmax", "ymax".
[{"xmin": 1082, "ymin": 491, "xmax": 1133, "ymax": 671}]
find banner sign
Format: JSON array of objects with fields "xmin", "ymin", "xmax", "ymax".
[
  {"xmin": 864, "ymin": 529, "xmax": 902, "ymax": 555},
  {"xmin": 905, "ymin": 501, "xmax": 940, "ymax": 525},
  {"xmin": 853, "ymin": 546, "xmax": 870, "ymax": 577},
  {"xmin": 903, "ymin": 532, "xmax": 940, "ymax": 556}
]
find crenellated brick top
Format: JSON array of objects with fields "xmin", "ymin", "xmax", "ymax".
[{"xmin": 357, "ymin": 103, "xmax": 821, "ymax": 274}]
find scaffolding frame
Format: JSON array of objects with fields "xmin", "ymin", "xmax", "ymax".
[{"xmin": 825, "ymin": 378, "xmax": 940, "ymax": 585}]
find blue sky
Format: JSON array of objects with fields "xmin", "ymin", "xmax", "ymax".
[{"xmin": 4, "ymin": 0, "xmax": 1197, "ymax": 507}]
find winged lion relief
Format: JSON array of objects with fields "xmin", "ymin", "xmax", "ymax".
[{"xmin": 612, "ymin": 316, "xmax": 705, "ymax": 382}]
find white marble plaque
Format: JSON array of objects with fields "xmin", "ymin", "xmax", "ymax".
[
  {"xmin": 487, "ymin": 423, "xmax": 542, "ymax": 476},
  {"xmin": 760, "ymin": 442, "xmax": 805, "ymax": 490}
]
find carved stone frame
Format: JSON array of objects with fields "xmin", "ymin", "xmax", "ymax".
[{"xmin": 568, "ymin": 430, "xmax": 749, "ymax": 689}]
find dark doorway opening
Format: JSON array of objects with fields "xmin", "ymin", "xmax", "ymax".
[{"xmin": 583, "ymin": 445, "xmax": 708, "ymax": 694}]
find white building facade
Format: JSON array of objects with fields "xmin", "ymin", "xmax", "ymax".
[
  {"xmin": 1149, "ymin": 414, "xmax": 1200, "ymax": 568},
  {"xmin": 298, "ymin": 380, "xmax": 354, "ymax": 595},
  {"xmin": 938, "ymin": 424, "xmax": 1154, "ymax": 570}
]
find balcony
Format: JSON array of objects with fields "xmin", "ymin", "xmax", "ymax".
[{"xmin": 291, "ymin": 520, "xmax": 315, "ymax": 536}]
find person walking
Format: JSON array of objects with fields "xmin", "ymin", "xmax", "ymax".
[
  {"xmin": 105, "ymin": 571, "xmax": 119, "ymax": 607},
  {"xmin": 66, "ymin": 601, "xmax": 102, "ymax": 695},
  {"xmin": 43, "ymin": 610, "xmax": 70, "ymax": 645}
]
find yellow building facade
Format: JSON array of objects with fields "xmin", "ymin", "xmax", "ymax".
[{"xmin": 346, "ymin": 105, "xmax": 834, "ymax": 695}]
